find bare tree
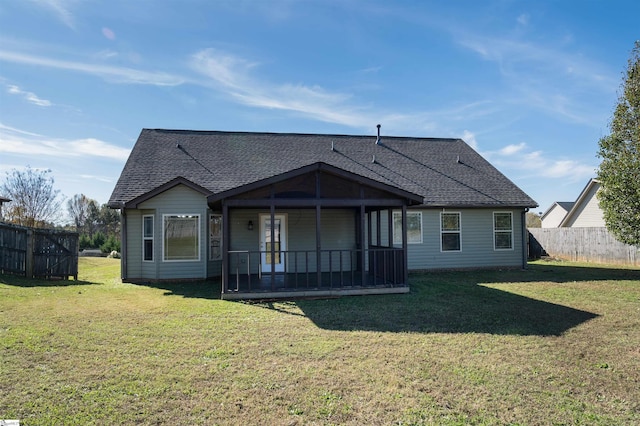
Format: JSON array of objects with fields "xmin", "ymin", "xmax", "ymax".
[
  {"xmin": 67, "ymin": 194, "xmax": 93, "ymax": 232},
  {"xmin": 1, "ymin": 166, "xmax": 64, "ymax": 227}
]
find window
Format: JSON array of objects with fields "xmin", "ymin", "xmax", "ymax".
[
  {"xmin": 163, "ymin": 214, "xmax": 200, "ymax": 261},
  {"xmin": 143, "ymin": 215, "xmax": 154, "ymax": 262},
  {"xmin": 494, "ymin": 212, "xmax": 513, "ymax": 250},
  {"xmin": 209, "ymin": 214, "xmax": 222, "ymax": 261},
  {"xmin": 441, "ymin": 212, "xmax": 461, "ymax": 251},
  {"xmin": 393, "ymin": 211, "xmax": 423, "ymax": 244}
]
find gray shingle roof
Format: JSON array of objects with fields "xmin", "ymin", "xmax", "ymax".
[{"xmin": 108, "ymin": 129, "xmax": 537, "ymax": 208}]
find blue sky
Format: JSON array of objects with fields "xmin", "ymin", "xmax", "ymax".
[{"xmin": 0, "ymin": 0, "xmax": 638, "ymax": 219}]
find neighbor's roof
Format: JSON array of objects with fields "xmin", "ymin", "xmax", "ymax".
[
  {"xmin": 540, "ymin": 201, "xmax": 575, "ymax": 220},
  {"xmin": 108, "ymin": 129, "xmax": 538, "ymax": 208}
]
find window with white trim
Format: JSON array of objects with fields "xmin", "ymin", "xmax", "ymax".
[
  {"xmin": 494, "ymin": 212, "xmax": 513, "ymax": 250},
  {"xmin": 209, "ymin": 214, "xmax": 222, "ymax": 261},
  {"xmin": 143, "ymin": 215, "xmax": 154, "ymax": 262},
  {"xmin": 163, "ymin": 214, "xmax": 200, "ymax": 261},
  {"xmin": 440, "ymin": 212, "xmax": 461, "ymax": 251},
  {"xmin": 393, "ymin": 211, "xmax": 423, "ymax": 244}
]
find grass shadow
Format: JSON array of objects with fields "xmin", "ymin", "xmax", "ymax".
[
  {"xmin": 137, "ymin": 279, "xmax": 222, "ymax": 300},
  {"xmin": 0, "ymin": 273, "xmax": 95, "ymax": 287},
  {"xmin": 291, "ymin": 263, "xmax": 633, "ymax": 336}
]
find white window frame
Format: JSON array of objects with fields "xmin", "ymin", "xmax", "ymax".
[
  {"xmin": 162, "ymin": 214, "xmax": 201, "ymax": 262},
  {"xmin": 440, "ymin": 212, "xmax": 461, "ymax": 252},
  {"xmin": 493, "ymin": 212, "xmax": 514, "ymax": 251},
  {"xmin": 209, "ymin": 214, "xmax": 223, "ymax": 261},
  {"xmin": 142, "ymin": 215, "xmax": 154, "ymax": 262},
  {"xmin": 392, "ymin": 211, "xmax": 423, "ymax": 245}
]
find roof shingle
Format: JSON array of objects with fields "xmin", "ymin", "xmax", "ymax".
[{"xmin": 108, "ymin": 129, "xmax": 538, "ymax": 208}]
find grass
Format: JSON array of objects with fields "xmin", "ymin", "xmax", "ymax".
[{"xmin": 1, "ymin": 258, "xmax": 639, "ymax": 425}]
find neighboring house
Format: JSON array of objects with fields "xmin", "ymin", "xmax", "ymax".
[
  {"xmin": 108, "ymin": 129, "xmax": 538, "ymax": 299},
  {"xmin": 559, "ymin": 179, "xmax": 605, "ymax": 228},
  {"xmin": 541, "ymin": 202, "xmax": 574, "ymax": 228},
  {"xmin": 540, "ymin": 179, "xmax": 604, "ymax": 229}
]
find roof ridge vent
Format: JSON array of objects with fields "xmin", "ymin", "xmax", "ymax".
[{"xmin": 376, "ymin": 124, "xmax": 381, "ymax": 145}]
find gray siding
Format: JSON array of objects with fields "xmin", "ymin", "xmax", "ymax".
[
  {"xmin": 228, "ymin": 208, "xmax": 356, "ymax": 274},
  {"xmin": 124, "ymin": 209, "xmax": 143, "ymax": 279},
  {"xmin": 374, "ymin": 208, "xmax": 524, "ymax": 270},
  {"xmin": 125, "ymin": 191, "xmax": 525, "ymax": 281},
  {"xmin": 128, "ymin": 185, "xmax": 209, "ymax": 280},
  {"xmin": 408, "ymin": 209, "xmax": 523, "ymax": 270}
]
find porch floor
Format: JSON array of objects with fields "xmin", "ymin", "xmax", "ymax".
[{"xmin": 222, "ymin": 271, "xmax": 408, "ymax": 300}]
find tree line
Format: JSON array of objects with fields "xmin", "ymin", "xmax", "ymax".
[{"xmin": 1, "ymin": 167, "xmax": 120, "ymax": 253}]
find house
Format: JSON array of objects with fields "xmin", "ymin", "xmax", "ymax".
[
  {"xmin": 108, "ymin": 129, "xmax": 538, "ymax": 299},
  {"xmin": 540, "ymin": 179, "xmax": 604, "ymax": 228},
  {"xmin": 540, "ymin": 202, "xmax": 574, "ymax": 228}
]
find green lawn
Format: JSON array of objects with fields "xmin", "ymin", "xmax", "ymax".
[{"xmin": 1, "ymin": 258, "xmax": 639, "ymax": 425}]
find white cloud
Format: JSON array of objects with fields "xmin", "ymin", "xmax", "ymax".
[
  {"xmin": 0, "ymin": 50, "xmax": 185, "ymax": 86},
  {"xmin": 6, "ymin": 84, "xmax": 52, "ymax": 106},
  {"xmin": 30, "ymin": 0, "xmax": 77, "ymax": 29},
  {"xmin": 461, "ymin": 130, "xmax": 478, "ymax": 150},
  {"xmin": 0, "ymin": 123, "xmax": 130, "ymax": 162},
  {"xmin": 499, "ymin": 142, "xmax": 526, "ymax": 155},
  {"xmin": 189, "ymin": 48, "xmax": 369, "ymax": 127},
  {"xmin": 486, "ymin": 141, "xmax": 595, "ymax": 183}
]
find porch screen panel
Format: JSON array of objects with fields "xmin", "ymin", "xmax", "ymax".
[
  {"xmin": 163, "ymin": 215, "xmax": 200, "ymax": 261},
  {"xmin": 209, "ymin": 214, "xmax": 222, "ymax": 261},
  {"xmin": 393, "ymin": 211, "xmax": 422, "ymax": 245},
  {"xmin": 265, "ymin": 218, "xmax": 281, "ymax": 264}
]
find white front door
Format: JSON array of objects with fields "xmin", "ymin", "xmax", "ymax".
[{"xmin": 260, "ymin": 214, "xmax": 287, "ymax": 273}]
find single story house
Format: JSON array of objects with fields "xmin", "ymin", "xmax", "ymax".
[
  {"xmin": 540, "ymin": 179, "xmax": 604, "ymax": 228},
  {"xmin": 108, "ymin": 128, "xmax": 538, "ymax": 299},
  {"xmin": 540, "ymin": 202, "xmax": 574, "ymax": 228}
]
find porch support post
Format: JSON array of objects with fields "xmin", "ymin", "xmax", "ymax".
[
  {"xmin": 315, "ymin": 170, "xmax": 322, "ymax": 287},
  {"xmin": 360, "ymin": 203, "xmax": 366, "ymax": 287},
  {"xmin": 376, "ymin": 209, "xmax": 381, "ymax": 246},
  {"xmin": 367, "ymin": 209, "xmax": 373, "ymax": 247},
  {"xmin": 388, "ymin": 208, "xmax": 394, "ymax": 247},
  {"xmin": 222, "ymin": 202, "xmax": 229, "ymax": 294},
  {"xmin": 402, "ymin": 204, "xmax": 408, "ymax": 284},
  {"xmin": 316, "ymin": 204, "xmax": 322, "ymax": 287},
  {"xmin": 270, "ymin": 202, "xmax": 276, "ymax": 291}
]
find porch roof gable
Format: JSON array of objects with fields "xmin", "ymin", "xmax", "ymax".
[{"xmin": 207, "ymin": 162, "xmax": 424, "ymax": 208}]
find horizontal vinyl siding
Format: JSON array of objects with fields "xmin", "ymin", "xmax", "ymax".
[
  {"xmin": 228, "ymin": 208, "xmax": 356, "ymax": 274},
  {"xmin": 124, "ymin": 209, "xmax": 143, "ymax": 279},
  {"xmin": 376, "ymin": 208, "xmax": 524, "ymax": 270},
  {"xmin": 568, "ymin": 188, "xmax": 605, "ymax": 228},
  {"xmin": 542, "ymin": 205, "xmax": 568, "ymax": 228},
  {"xmin": 137, "ymin": 185, "xmax": 209, "ymax": 280}
]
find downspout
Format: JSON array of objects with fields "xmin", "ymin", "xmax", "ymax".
[
  {"xmin": 521, "ymin": 208, "xmax": 529, "ymax": 270},
  {"xmin": 120, "ymin": 205, "xmax": 127, "ymax": 281}
]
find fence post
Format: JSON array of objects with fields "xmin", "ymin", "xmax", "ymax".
[{"xmin": 25, "ymin": 228, "xmax": 34, "ymax": 278}]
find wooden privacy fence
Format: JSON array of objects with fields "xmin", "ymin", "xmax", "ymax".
[
  {"xmin": 0, "ymin": 222, "xmax": 79, "ymax": 279},
  {"xmin": 528, "ymin": 227, "xmax": 639, "ymax": 266}
]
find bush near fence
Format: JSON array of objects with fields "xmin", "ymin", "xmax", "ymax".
[{"xmin": 528, "ymin": 227, "xmax": 639, "ymax": 266}]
